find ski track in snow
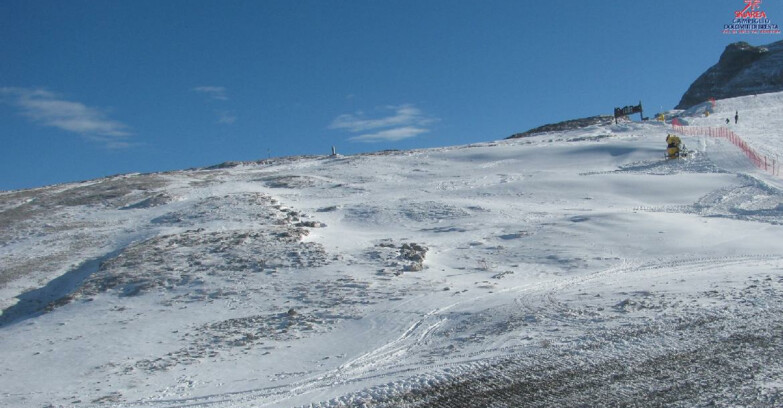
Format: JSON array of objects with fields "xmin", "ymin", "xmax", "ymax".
[
  {"xmin": 2, "ymin": 92, "xmax": 783, "ymax": 407},
  {"xmin": 117, "ymin": 254, "xmax": 783, "ymax": 408}
]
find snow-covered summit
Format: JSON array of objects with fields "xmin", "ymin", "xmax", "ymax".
[{"xmin": 1, "ymin": 93, "xmax": 783, "ymax": 407}]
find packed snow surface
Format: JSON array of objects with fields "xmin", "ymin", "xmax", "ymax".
[{"xmin": 2, "ymin": 93, "xmax": 783, "ymax": 407}]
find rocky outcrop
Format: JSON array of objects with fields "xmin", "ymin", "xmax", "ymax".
[
  {"xmin": 676, "ymin": 40, "xmax": 783, "ymax": 109},
  {"xmin": 507, "ymin": 115, "xmax": 615, "ymax": 139},
  {"xmin": 399, "ymin": 243, "xmax": 428, "ymax": 271}
]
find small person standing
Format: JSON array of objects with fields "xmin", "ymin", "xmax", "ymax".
[{"xmin": 735, "ymin": 111, "xmax": 739, "ymax": 124}]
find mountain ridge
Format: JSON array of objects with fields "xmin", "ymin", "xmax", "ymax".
[{"xmin": 676, "ymin": 39, "xmax": 783, "ymax": 109}]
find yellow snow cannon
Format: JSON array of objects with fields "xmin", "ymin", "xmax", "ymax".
[{"xmin": 666, "ymin": 134, "xmax": 682, "ymax": 159}]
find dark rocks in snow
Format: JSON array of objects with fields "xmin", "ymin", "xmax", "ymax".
[
  {"xmin": 120, "ymin": 193, "xmax": 174, "ymax": 210},
  {"xmin": 677, "ymin": 39, "xmax": 783, "ymax": 109},
  {"xmin": 264, "ymin": 175, "xmax": 323, "ymax": 189},
  {"xmin": 508, "ymin": 116, "xmax": 615, "ymax": 139},
  {"xmin": 491, "ymin": 271, "xmax": 514, "ymax": 280},
  {"xmin": 64, "ymin": 225, "xmax": 328, "ymax": 302},
  {"xmin": 400, "ymin": 243, "xmax": 428, "ymax": 272},
  {"xmin": 204, "ymin": 161, "xmax": 242, "ymax": 169},
  {"xmin": 295, "ymin": 220, "xmax": 327, "ymax": 228},
  {"xmin": 365, "ymin": 240, "xmax": 429, "ymax": 274},
  {"xmin": 276, "ymin": 228, "xmax": 310, "ymax": 240},
  {"xmin": 404, "ymin": 263, "xmax": 423, "ymax": 272}
]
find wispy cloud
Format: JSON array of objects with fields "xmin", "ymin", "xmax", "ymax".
[
  {"xmin": 192, "ymin": 86, "xmax": 236, "ymax": 125},
  {"xmin": 217, "ymin": 110, "xmax": 237, "ymax": 125},
  {"xmin": 348, "ymin": 126, "xmax": 430, "ymax": 143},
  {"xmin": 193, "ymin": 86, "xmax": 229, "ymax": 101},
  {"xmin": 330, "ymin": 104, "xmax": 437, "ymax": 143},
  {"xmin": 1, "ymin": 87, "xmax": 133, "ymax": 148}
]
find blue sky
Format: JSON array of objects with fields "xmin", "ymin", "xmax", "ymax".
[{"xmin": 2, "ymin": 0, "xmax": 781, "ymax": 191}]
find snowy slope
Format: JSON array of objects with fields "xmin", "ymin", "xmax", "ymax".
[
  {"xmin": 1, "ymin": 93, "xmax": 783, "ymax": 407},
  {"xmin": 686, "ymin": 91, "xmax": 783, "ymax": 163}
]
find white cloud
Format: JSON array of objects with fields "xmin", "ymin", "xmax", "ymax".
[
  {"xmin": 192, "ymin": 86, "xmax": 237, "ymax": 124},
  {"xmin": 193, "ymin": 86, "xmax": 229, "ymax": 101},
  {"xmin": 1, "ymin": 87, "xmax": 133, "ymax": 147},
  {"xmin": 217, "ymin": 110, "xmax": 237, "ymax": 125},
  {"xmin": 349, "ymin": 126, "xmax": 430, "ymax": 143},
  {"xmin": 330, "ymin": 104, "xmax": 437, "ymax": 143}
]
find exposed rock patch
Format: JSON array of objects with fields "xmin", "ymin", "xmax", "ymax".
[
  {"xmin": 400, "ymin": 243, "xmax": 428, "ymax": 272},
  {"xmin": 508, "ymin": 116, "xmax": 615, "ymax": 138},
  {"xmin": 677, "ymin": 40, "xmax": 783, "ymax": 109}
]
